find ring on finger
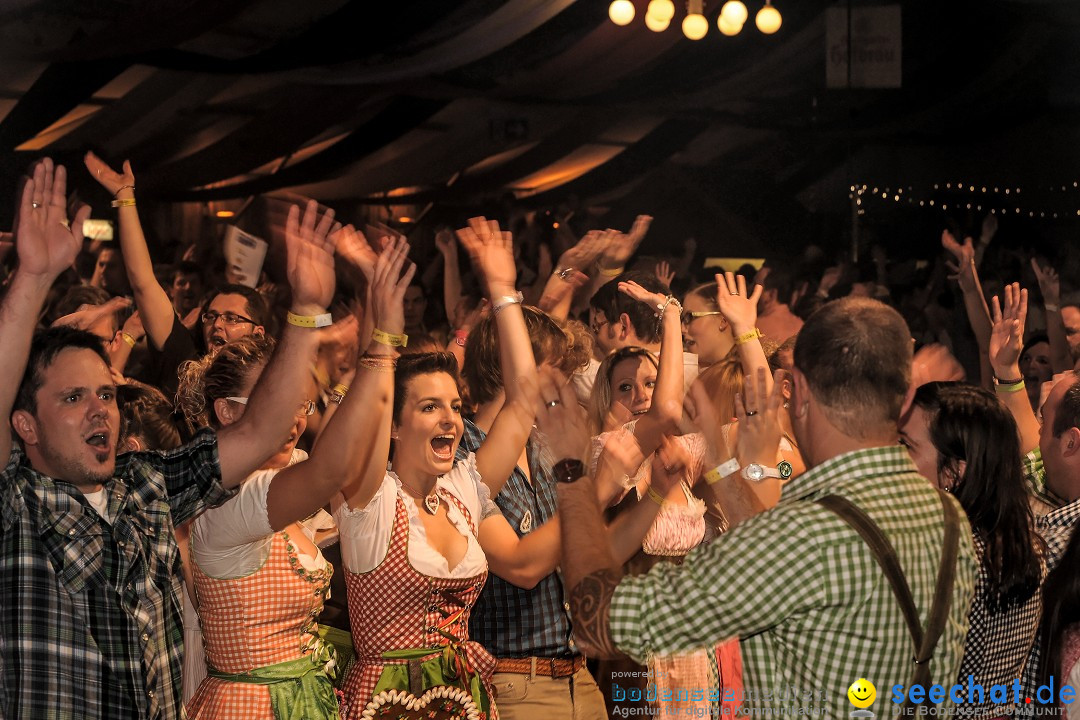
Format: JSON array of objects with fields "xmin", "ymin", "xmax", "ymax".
[
  {"xmin": 547, "ymin": 400, "xmax": 560, "ymax": 408},
  {"xmin": 730, "ymin": 291, "xmax": 739, "ymax": 295},
  {"xmin": 745, "ymin": 410, "xmax": 758, "ymax": 417}
]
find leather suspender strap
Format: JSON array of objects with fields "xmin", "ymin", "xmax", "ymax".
[{"xmin": 815, "ymin": 491, "xmax": 961, "ymax": 709}]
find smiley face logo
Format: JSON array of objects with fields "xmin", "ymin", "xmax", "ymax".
[{"xmin": 847, "ymin": 678, "xmax": 876, "ymax": 708}]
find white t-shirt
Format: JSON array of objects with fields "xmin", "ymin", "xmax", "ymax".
[
  {"xmin": 190, "ymin": 448, "xmax": 329, "ymax": 578},
  {"xmin": 81, "ymin": 488, "xmax": 111, "ymax": 523},
  {"xmin": 332, "ymin": 452, "xmax": 495, "ymax": 578}
]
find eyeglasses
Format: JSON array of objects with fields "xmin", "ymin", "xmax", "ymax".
[
  {"xmin": 591, "ymin": 317, "xmax": 611, "ymax": 335},
  {"xmin": 681, "ymin": 311, "xmax": 723, "ymax": 325},
  {"xmin": 226, "ymin": 396, "xmax": 317, "ymax": 417},
  {"xmin": 202, "ymin": 310, "xmax": 256, "ymax": 326}
]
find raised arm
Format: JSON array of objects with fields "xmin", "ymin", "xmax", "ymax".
[
  {"xmin": 1, "ymin": 160, "xmax": 89, "ymax": 461},
  {"xmin": 1031, "ymin": 258, "xmax": 1073, "ymax": 373},
  {"xmin": 83, "ymin": 153, "xmax": 176, "ymax": 349},
  {"xmin": 336, "ymin": 238, "xmax": 412, "ymax": 510},
  {"xmin": 714, "ymin": 271, "xmax": 770, "ymax": 392},
  {"xmin": 990, "ymin": 284, "xmax": 1041, "ymax": 453},
  {"xmin": 943, "ymin": 229, "xmax": 993, "ymax": 388},
  {"xmin": 267, "ymin": 238, "xmax": 413, "ymax": 527},
  {"xmin": 618, "ymin": 280, "xmax": 683, "ymax": 455},
  {"xmin": 541, "ymin": 230, "xmax": 605, "ymax": 321},
  {"xmin": 215, "ymin": 200, "xmax": 336, "ymax": 488},
  {"xmin": 435, "ymin": 228, "xmax": 462, "ymax": 326},
  {"xmin": 456, "ymin": 216, "xmax": 538, "ymax": 495}
]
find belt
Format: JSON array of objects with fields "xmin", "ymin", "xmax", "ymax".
[{"xmin": 494, "ymin": 655, "xmax": 584, "ymax": 678}]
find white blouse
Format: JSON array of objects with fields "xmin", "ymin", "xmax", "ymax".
[
  {"xmin": 332, "ymin": 452, "xmax": 494, "ymax": 579},
  {"xmin": 190, "ymin": 448, "xmax": 329, "ymax": 578}
]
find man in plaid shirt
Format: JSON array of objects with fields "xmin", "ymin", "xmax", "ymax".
[
  {"xmin": 0, "ymin": 161, "xmax": 338, "ymax": 719},
  {"xmin": 558, "ymin": 297, "xmax": 977, "ymax": 719}
]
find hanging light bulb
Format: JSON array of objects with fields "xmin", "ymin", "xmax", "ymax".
[
  {"xmin": 756, "ymin": 1, "xmax": 782, "ymax": 33},
  {"xmin": 609, "ymin": 0, "xmax": 636, "ymax": 26},
  {"xmin": 682, "ymin": 0, "xmax": 708, "ymax": 39},
  {"xmin": 718, "ymin": 14, "xmax": 742, "ymax": 35},
  {"xmin": 647, "ymin": 0, "xmax": 675, "ymax": 21},
  {"xmin": 720, "ymin": 0, "xmax": 748, "ymax": 25},
  {"xmin": 645, "ymin": 12, "xmax": 670, "ymax": 31}
]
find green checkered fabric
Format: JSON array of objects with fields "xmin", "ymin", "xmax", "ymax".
[{"xmin": 609, "ymin": 445, "xmax": 977, "ymax": 719}]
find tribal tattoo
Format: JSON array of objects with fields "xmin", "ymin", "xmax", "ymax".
[{"xmin": 569, "ymin": 568, "xmax": 627, "ymax": 660}]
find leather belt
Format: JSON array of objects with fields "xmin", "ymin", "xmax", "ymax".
[{"xmin": 494, "ymin": 655, "xmax": 584, "ymax": 678}]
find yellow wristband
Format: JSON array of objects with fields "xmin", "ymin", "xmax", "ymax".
[
  {"xmin": 111, "ymin": 198, "xmax": 136, "ymax": 208},
  {"xmin": 287, "ymin": 311, "xmax": 332, "ymax": 328},
  {"xmin": 121, "ymin": 332, "xmax": 137, "ymax": 348},
  {"xmin": 331, "ymin": 383, "xmax": 349, "ymax": 397},
  {"xmin": 372, "ymin": 328, "xmax": 408, "ymax": 347},
  {"xmin": 734, "ymin": 328, "xmax": 763, "ymax": 345},
  {"xmin": 598, "ymin": 265, "xmax": 624, "ymax": 278},
  {"xmin": 646, "ymin": 485, "xmax": 666, "ymax": 507},
  {"xmin": 995, "ymin": 380, "xmax": 1025, "ymax": 393},
  {"xmin": 704, "ymin": 458, "xmax": 741, "ymax": 485}
]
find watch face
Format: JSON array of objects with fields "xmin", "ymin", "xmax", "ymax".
[
  {"xmin": 553, "ymin": 458, "xmax": 586, "ymax": 484},
  {"xmin": 778, "ymin": 460, "xmax": 793, "ymax": 479},
  {"xmin": 745, "ymin": 463, "xmax": 765, "ymax": 482}
]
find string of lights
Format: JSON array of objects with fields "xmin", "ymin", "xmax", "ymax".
[{"xmin": 848, "ymin": 181, "xmax": 1080, "ymax": 220}]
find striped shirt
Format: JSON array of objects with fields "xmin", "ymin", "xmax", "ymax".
[
  {"xmin": 457, "ymin": 418, "xmax": 576, "ymax": 658},
  {"xmin": 610, "ymin": 445, "xmax": 977, "ymax": 718},
  {"xmin": 0, "ymin": 430, "xmax": 232, "ymax": 719}
]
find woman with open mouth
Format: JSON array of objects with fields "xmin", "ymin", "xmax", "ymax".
[{"xmin": 332, "ymin": 219, "xmax": 562, "ymax": 720}]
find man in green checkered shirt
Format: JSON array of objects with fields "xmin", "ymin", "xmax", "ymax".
[{"xmin": 557, "ymin": 297, "xmax": 977, "ymax": 719}]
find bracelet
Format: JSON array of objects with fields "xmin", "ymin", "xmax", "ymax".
[
  {"xmin": 111, "ymin": 198, "xmax": 136, "ymax": 208},
  {"xmin": 598, "ymin": 265, "xmax": 624, "ymax": 278},
  {"xmin": 704, "ymin": 458, "xmax": 741, "ymax": 485},
  {"xmin": 331, "ymin": 382, "xmax": 349, "ymax": 397},
  {"xmin": 453, "ymin": 329, "xmax": 470, "ymax": 347},
  {"xmin": 491, "ymin": 292, "xmax": 523, "ymax": 316},
  {"xmin": 1045, "ymin": 303, "xmax": 1060, "ymax": 313},
  {"xmin": 287, "ymin": 311, "xmax": 332, "ymax": 328},
  {"xmin": 358, "ymin": 354, "xmax": 397, "ymax": 373},
  {"xmin": 121, "ymin": 332, "xmax": 137, "ymax": 348},
  {"xmin": 372, "ymin": 328, "xmax": 408, "ymax": 347},
  {"xmin": 646, "ymin": 485, "xmax": 666, "ymax": 507},
  {"xmin": 113, "ymin": 184, "xmax": 135, "ymax": 198},
  {"xmin": 993, "ymin": 375, "xmax": 1024, "ymax": 386},
  {"xmin": 995, "ymin": 380, "xmax": 1026, "ymax": 393},
  {"xmin": 656, "ymin": 295, "xmax": 682, "ymax": 319},
  {"xmin": 734, "ymin": 328, "xmax": 763, "ymax": 346}
]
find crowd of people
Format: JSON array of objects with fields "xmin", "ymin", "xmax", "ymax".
[{"xmin": 0, "ymin": 155, "xmax": 1078, "ymax": 720}]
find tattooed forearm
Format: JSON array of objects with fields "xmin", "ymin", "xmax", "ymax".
[{"xmin": 570, "ymin": 568, "xmax": 627, "ymax": 659}]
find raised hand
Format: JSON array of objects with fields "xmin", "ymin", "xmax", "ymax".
[
  {"xmin": 818, "ymin": 266, "xmax": 842, "ymax": 298},
  {"xmin": 369, "ymin": 237, "xmax": 416, "ymax": 340},
  {"xmin": 597, "ymin": 215, "xmax": 652, "ymax": 272},
  {"xmin": 558, "ymin": 229, "xmax": 607, "ymax": 271},
  {"xmin": 84, "ymin": 152, "xmax": 134, "ymax": 197},
  {"xmin": 51, "ymin": 296, "xmax": 132, "ymax": 331},
  {"xmin": 989, "ymin": 283, "xmax": 1027, "ymax": 376},
  {"xmin": 942, "ymin": 230, "xmax": 978, "ymax": 291},
  {"xmin": 16, "ymin": 158, "xmax": 88, "ymax": 280},
  {"xmin": 910, "ymin": 344, "xmax": 965, "ymax": 389},
  {"xmin": 455, "ymin": 216, "xmax": 517, "ymax": 295},
  {"xmin": 654, "ymin": 260, "xmax": 675, "ymax": 289},
  {"xmin": 434, "ymin": 228, "xmax": 457, "ymax": 258},
  {"xmin": 714, "ymin": 271, "xmax": 761, "ymax": 334},
  {"xmin": 1031, "ymin": 258, "xmax": 1061, "ymax": 309},
  {"xmin": 333, "ymin": 224, "xmax": 378, "ymax": 280},
  {"xmin": 618, "ymin": 279, "xmax": 667, "ymax": 310},
  {"xmin": 284, "ymin": 199, "xmax": 336, "ymax": 311},
  {"xmin": 535, "ymin": 366, "xmax": 588, "ymax": 462},
  {"xmin": 734, "ymin": 367, "xmax": 784, "ymax": 466}
]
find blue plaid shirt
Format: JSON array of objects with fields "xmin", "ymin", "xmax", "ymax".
[
  {"xmin": 0, "ymin": 429, "xmax": 233, "ymax": 719},
  {"xmin": 457, "ymin": 418, "xmax": 576, "ymax": 658}
]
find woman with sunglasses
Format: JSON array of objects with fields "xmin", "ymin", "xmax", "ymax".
[
  {"xmin": 681, "ymin": 281, "xmax": 736, "ymax": 367},
  {"xmin": 173, "ymin": 214, "xmax": 392, "ymax": 719}
]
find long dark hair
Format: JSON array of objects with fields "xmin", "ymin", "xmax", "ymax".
[
  {"xmin": 913, "ymin": 382, "xmax": 1043, "ymax": 609},
  {"xmin": 1036, "ymin": 526, "xmax": 1080, "ymax": 692}
]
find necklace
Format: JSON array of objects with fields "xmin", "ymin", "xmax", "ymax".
[{"xmin": 400, "ymin": 478, "xmax": 441, "ymax": 515}]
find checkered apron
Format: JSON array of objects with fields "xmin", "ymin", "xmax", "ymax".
[
  {"xmin": 340, "ymin": 488, "xmax": 496, "ymax": 719},
  {"xmin": 186, "ymin": 530, "xmax": 334, "ymax": 719}
]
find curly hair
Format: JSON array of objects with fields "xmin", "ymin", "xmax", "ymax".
[{"xmin": 175, "ymin": 335, "xmax": 275, "ymax": 432}]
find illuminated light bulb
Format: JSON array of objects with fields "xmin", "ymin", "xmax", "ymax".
[
  {"xmin": 718, "ymin": 15, "xmax": 743, "ymax": 35},
  {"xmin": 720, "ymin": 0, "xmax": 748, "ymax": 25},
  {"xmin": 398, "ymin": 216, "xmax": 413, "ymax": 223},
  {"xmin": 609, "ymin": 0, "xmax": 635, "ymax": 26},
  {"xmin": 215, "ymin": 210, "xmax": 235, "ymax": 218},
  {"xmin": 756, "ymin": 2, "xmax": 782, "ymax": 33},
  {"xmin": 683, "ymin": 12, "xmax": 709, "ymax": 39},
  {"xmin": 645, "ymin": 12, "xmax": 670, "ymax": 31},
  {"xmin": 553, "ymin": 222, "xmax": 560, "ymax": 229},
  {"xmin": 929, "ymin": 200, "xmax": 935, "ymax": 206},
  {"xmin": 648, "ymin": 0, "xmax": 675, "ymax": 21}
]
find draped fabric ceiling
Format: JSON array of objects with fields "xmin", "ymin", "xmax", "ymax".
[{"xmin": 2, "ymin": 0, "xmax": 1079, "ymax": 254}]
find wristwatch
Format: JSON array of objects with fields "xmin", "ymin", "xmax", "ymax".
[
  {"xmin": 552, "ymin": 458, "xmax": 587, "ymax": 484},
  {"xmin": 741, "ymin": 461, "xmax": 793, "ymax": 482}
]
